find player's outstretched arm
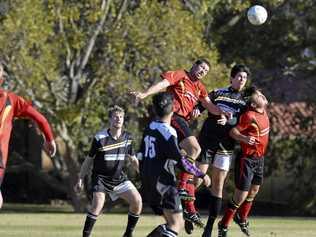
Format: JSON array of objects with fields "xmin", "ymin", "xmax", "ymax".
[{"xmin": 130, "ymin": 79, "xmax": 170, "ymax": 101}]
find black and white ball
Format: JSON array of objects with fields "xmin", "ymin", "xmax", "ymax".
[{"xmin": 247, "ymin": 5, "xmax": 268, "ymax": 25}]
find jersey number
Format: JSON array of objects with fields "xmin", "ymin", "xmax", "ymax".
[{"xmin": 144, "ymin": 136, "xmax": 156, "ymax": 159}]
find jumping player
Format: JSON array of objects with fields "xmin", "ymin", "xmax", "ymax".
[
  {"xmin": 75, "ymin": 105, "xmax": 142, "ymax": 237},
  {"xmin": 195, "ymin": 64, "xmax": 250, "ymax": 237},
  {"xmin": 131, "ymin": 59, "xmax": 229, "ymax": 227},
  {"xmin": 218, "ymin": 87, "xmax": 270, "ymax": 237},
  {"xmin": 139, "ymin": 92, "xmax": 211, "ymax": 237},
  {"xmin": 0, "ymin": 64, "xmax": 56, "ymax": 209}
]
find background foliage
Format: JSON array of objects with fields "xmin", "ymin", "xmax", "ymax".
[{"xmin": 0, "ymin": 0, "xmax": 315, "ymax": 214}]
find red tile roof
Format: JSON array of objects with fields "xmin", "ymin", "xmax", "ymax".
[{"xmin": 268, "ymin": 102, "xmax": 316, "ymax": 139}]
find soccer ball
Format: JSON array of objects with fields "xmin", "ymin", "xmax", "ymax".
[{"xmin": 247, "ymin": 5, "xmax": 268, "ymax": 25}]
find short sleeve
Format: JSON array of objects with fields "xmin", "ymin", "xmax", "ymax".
[
  {"xmin": 236, "ymin": 112, "xmax": 252, "ymax": 132},
  {"xmin": 198, "ymin": 82, "xmax": 208, "ymax": 100},
  {"xmin": 160, "ymin": 71, "xmax": 183, "ymax": 85}
]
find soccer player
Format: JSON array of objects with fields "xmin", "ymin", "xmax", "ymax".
[
  {"xmin": 195, "ymin": 64, "xmax": 250, "ymax": 237},
  {"xmin": 139, "ymin": 92, "xmax": 211, "ymax": 237},
  {"xmin": 217, "ymin": 87, "xmax": 270, "ymax": 237},
  {"xmin": 75, "ymin": 105, "xmax": 142, "ymax": 237},
  {"xmin": 0, "ymin": 64, "xmax": 56, "ymax": 209},
  {"xmin": 131, "ymin": 59, "xmax": 229, "ymax": 226}
]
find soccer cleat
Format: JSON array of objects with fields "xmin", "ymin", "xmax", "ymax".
[
  {"xmin": 217, "ymin": 222, "xmax": 228, "ymax": 237},
  {"xmin": 184, "ymin": 219, "xmax": 194, "ymax": 235},
  {"xmin": 233, "ymin": 213, "xmax": 250, "ymax": 236},
  {"xmin": 178, "ymin": 189, "xmax": 195, "ymax": 201},
  {"xmin": 183, "ymin": 210, "xmax": 205, "ymax": 228}
]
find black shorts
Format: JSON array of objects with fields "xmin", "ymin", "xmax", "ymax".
[
  {"xmin": 234, "ymin": 155, "xmax": 264, "ymax": 191},
  {"xmin": 171, "ymin": 114, "xmax": 192, "ymax": 142},
  {"xmin": 91, "ymin": 174, "xmax": 126, "ymax": 193},
  {"xmin": 143, "ymin": 180, "xmax": 182, "ymax": 215},
  {"xmin": 197, "ymin": 119, "xmax": 235, "ymax": 164}
]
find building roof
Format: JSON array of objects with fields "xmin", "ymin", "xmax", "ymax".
[{"xmin": 268, "ymin": 102, "xmax": 316, "ymax": 139}]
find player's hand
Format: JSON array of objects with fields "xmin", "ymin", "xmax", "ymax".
[
  {"xmin": 129, "ymin": 91, "xmax": 146, "ymax": 102},
  {"xmin": 202, "ymin": 174, "xmax": 211, "ymax": 187},
  {"xmin": 191, "ymin": 108, "xmax": 201, "ymax": 119},
  {"xmin": 244, "ymin": 136, "xmax": 258, "ymax": 145},
  {"xmin": 44, "ymin": 140, "xmax": 57, "ymax": 157},
  {"xmin": 74, "ymin": 178, "xmax": 84, "ymax": 193},
  {"xmin": 217, "ymin": 114, "xmax": 228, "ymax": 125}
]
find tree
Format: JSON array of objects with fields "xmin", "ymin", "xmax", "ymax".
[{"xmin": 0, "ymin": 0, "xmax": 227, "ymax": 211}]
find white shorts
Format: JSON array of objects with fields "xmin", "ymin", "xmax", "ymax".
[
  {"xmin": 108, "ymin": 180, "xmax": 137, "ymax": 201},
  {"xmin": 212, "ymin": 153, "xmax": 233, "ymax": 171}
]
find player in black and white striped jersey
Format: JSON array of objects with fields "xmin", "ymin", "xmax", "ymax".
[
  {"xmin": 139, "ymin": 92, "xmax": 210, "ymax": 237},
  {"xmin": 75, "ymin": 105, "xmax": 142, "ymax": 237}
]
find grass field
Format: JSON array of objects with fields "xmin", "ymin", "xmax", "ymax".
[{"xmin": 0, "ymin": 210, "xmax": 315, "ymax": 237}]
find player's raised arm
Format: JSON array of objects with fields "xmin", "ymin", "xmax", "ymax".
[
  {"xmin": 14, "ymin": 98, "xmax": 56, "ymax": 157},
  {"xmin": 130, "ymin": 79, "xmax": 170, "ymax": 101}
]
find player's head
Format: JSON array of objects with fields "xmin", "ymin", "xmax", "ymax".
[
  {"xmin": 108, "ymin": 105, "xmax": 125, "ymax": 129},
  {"xmin": 153, "ymin": 92, "xmax": 174, "ymax": 118},
  {"xmin": 230, "ymin": 64, "xmax": 250, "ymax": 91},
  {"xmin": 245, "ymin": 86, "xmax": 268, "ymax": 110},
  {"xmin": 190, "ymin": 58, "xmax": 210, "ymax": 80}
]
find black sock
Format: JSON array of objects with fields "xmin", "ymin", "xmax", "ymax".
[
  {"xmin": 123, "ymin": 212, "xmax": 140, "ymax": 236},
  {"xmin": 147, "ymin": 224, "xmax": 166, "ymax": 237},
  {"xmin": 203, "ymin": 195, "xmax": 222, "ymax": 236},
  {"xmin": 82, "ymin": 212, "xmax": 98, "ymax": 237},
  {"xmin": 162, "ymin": 226, "xmax": 178, "ymax": 236}
]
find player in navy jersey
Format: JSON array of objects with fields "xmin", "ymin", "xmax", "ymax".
[
  {"xmin": 75, "ymin": 105, "xmax": 142, "ymax": 237},
  {"xmin": 139, "ymin": 92, "xmax": 211, "ymax": 237},
  {"xmin": 193, "ymin": 64, "xmax": 250, "ymax": 237}
]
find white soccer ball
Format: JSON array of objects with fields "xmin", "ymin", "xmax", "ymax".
[{"xmin": 247, "ymin": 5, "xmax": 268, "ymax": 25}]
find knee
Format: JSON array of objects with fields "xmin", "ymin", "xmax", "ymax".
[{"xmin": 130, "ymin": 194, "xmax": 142, "ymax": 214}]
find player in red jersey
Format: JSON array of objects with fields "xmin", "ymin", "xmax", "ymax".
[
  {"xmin": 217, "ymin": 87, "xmax": 270, "ymax": 237},
  {"xmin": 0, "ymin": 64, "xmax": 56, "ymax": 209},
  {"xmin": 131, "ymin": 59, "xmax": 229, "ymax": 227}
]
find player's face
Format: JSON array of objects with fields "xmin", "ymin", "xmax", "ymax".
[
  {"xmin": 110, "ymin": 111, "xmax": 124, "ymax": 129},
  {"xmin": 231, "ymin": 71, "xmax": 248, "ymax": 91},
  {"xmin": 252, "ymin": 90, "xmax": 268, "ymax": 109},
  {"xmin": 191, "ymin": 62, "xmax": 210, "ymax": 80}
]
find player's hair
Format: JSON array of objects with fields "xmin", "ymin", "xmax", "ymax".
[
  {"xmin": 108, "ymin": 105, "xmax": 125, "ymax": 118},
  {"xmin": 194, "ymin": 58, "xmax": 210, "ymax": 68},
  {"xmin": 152, "ymin": 92, "xmax": 173, "ymax": 117},
  {"xmin": 244, "ymin": 86, "xmax": 267, "ymax": 107},
  {"xmin": 230, "ymin": 64, "xmax": 251, "ymax": 78}
]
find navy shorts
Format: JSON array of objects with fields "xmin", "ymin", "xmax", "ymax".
[
  {"xmin": 142, "ymin": 180, "xmax": 183, "ymax": 215},
  {"xmin": 171, "ymin": 114, "xmax": 192, "ymax": 142},
  {"xmin": 234, "ymin": 155, "xmax": 264, "ymax": 191}
]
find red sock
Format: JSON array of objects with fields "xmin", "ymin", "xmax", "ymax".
[
  {"xmin": 178, "ymin": 172, "xmax": 190, "ymax": 190},
  {"xmin": 221, "ymin": 207, "xmax": 236, "ymax": 227},
  {"xmin": 184, "ymin": 182, "xmax": 196, "ymax": 213},
  {"xmin": 238, "ymin": 201, "xmax": 253, "ymax": 222}
]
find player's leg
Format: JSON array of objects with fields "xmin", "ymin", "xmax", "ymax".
[
  {"xmin": 202, "ymin": 165, "xmax": 228, "ymax": 237},
  {"xmin": 117, "ymin": 181, "xmax": 142, "ymax": 237},
  {"xmin": 147, "ymin": 185, "xmax": 183, "ymax": 237},
  {"xmin": 219, "ymin": 156, "xmax": 255, "ymax": 237},
  {"xmin": 82, "ymin": 191, "xmax": 106, "ymax": 237},
  {"xmin": 0, "ymin": 168, "xmax": 4, "ymax": 209},
  {"xmin": 162, "ymin": 210, "xmax": 184, "ymax": 236}
]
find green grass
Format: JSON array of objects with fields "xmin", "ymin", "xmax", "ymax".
[{"xmin": 0, "ymin": 212, "xmax": 315, "ymax": 237}]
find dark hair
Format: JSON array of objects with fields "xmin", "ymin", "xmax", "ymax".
[
  {"xmin": 108, "ymin": 105, "xmax": 125, "ymax": 118},
  {"xmin": 194, "ymin": 58, "xmax": 210, "ymax": 68},
  {"xmin": 230, "ymin": 64, "xmax": 251, "ymax": 78},
  {"xmin": 152, "ymin": 92, "xmax": 173, "ymax": 117}
]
